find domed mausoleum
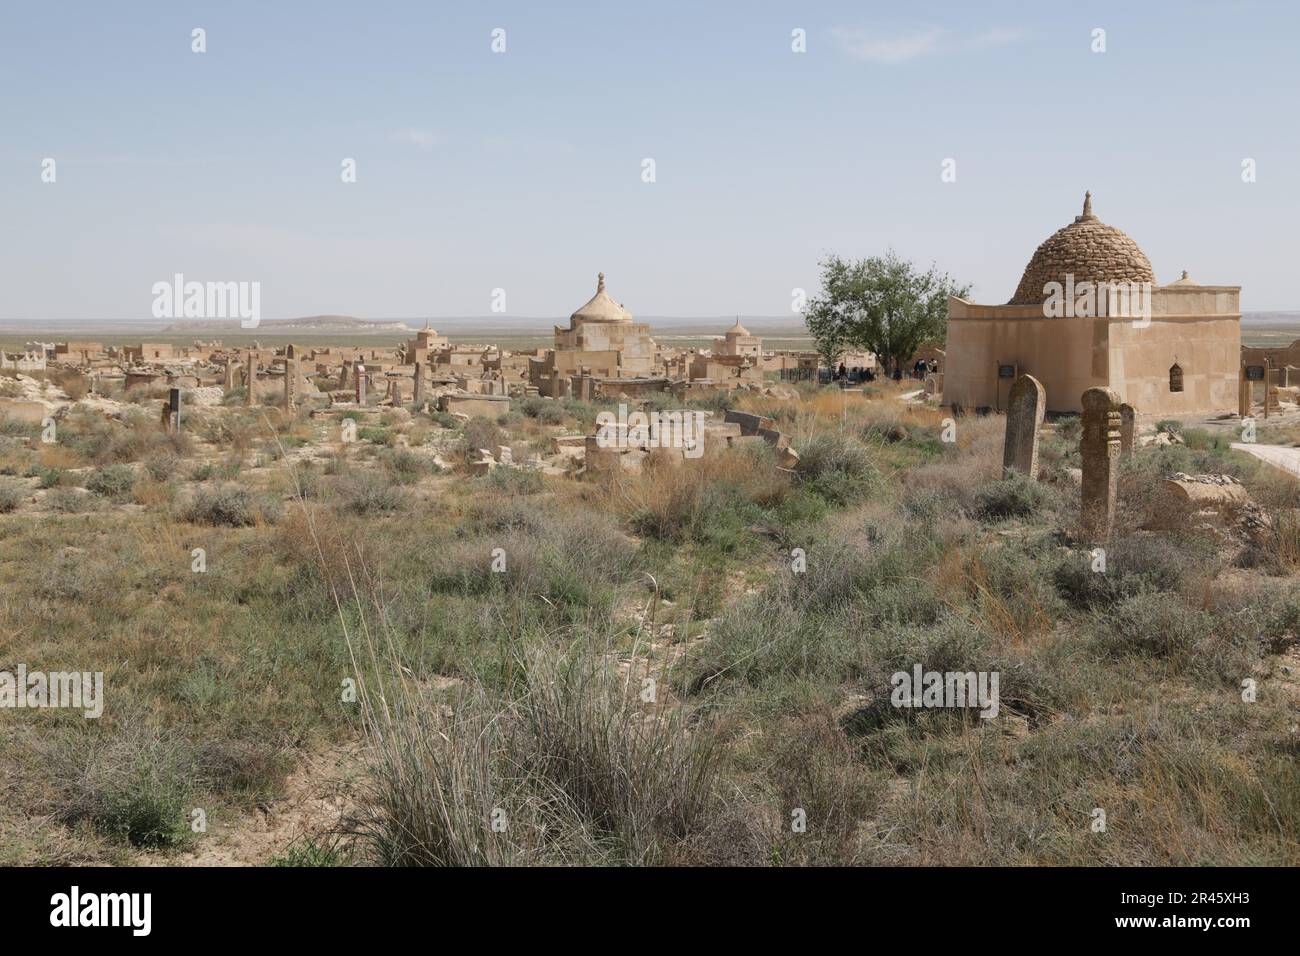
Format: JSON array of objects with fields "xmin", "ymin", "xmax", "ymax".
[
  {"xmin": 943, "ymin": 193, "xmax": 1241, "ymax": 415},
  {"xmin": 528, "ymin": 273, "xmax": 659, "ymax": 397},
  {"xmin": 715, "ymin": 318, "xmax": 761, "ymax": 358},
  {"xmin": 1007, "ymin": 192, "xmax": 1155, "ymax": 305}
]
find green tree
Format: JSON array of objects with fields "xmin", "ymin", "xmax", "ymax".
[{"xmin": 803, "ymin": 251, "xmax": 969, "ymax": 376}]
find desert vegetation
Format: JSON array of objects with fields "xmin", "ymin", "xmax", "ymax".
[{"xmin": 1, "ymin": 376, "xmax": 1298, "ymax": 866}]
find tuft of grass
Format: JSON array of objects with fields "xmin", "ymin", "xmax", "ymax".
[
  {"xmin": 352, "ymin": 644, "xmax": 723, "ymax": 866},
  {"xmin": 334, "ymin": 472, "xmax": 407, "ymax": 514},
  {"xmin": 971, "ymin": 474, "xmax": 1047, "ymax": 521},
  {"xmin": 52, "ymin": 730, "xmax": 196, "ymax": 850},
  {"xmin": 184, "ymin": 484, "xmax": 282, "ymax": 526},
  {"xmin": 794, "ymin": 432, "xmax": 878, "ymax": 505},
  {"xmin": 85, "ymin": 464, "xmax": 136, "ymax": 500},
  {"xmin": 0, "ymin": 479, "xmax": 22, "ymax": 513}
]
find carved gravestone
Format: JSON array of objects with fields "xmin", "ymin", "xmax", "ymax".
[
  {"xmin": 284, "ymin": 358, "xmax": 298, "ymax": 411},
  {"xmin": 245, "ymin": 353, "xmax": 256, "ymax": 407},
  {"xmin": 1119, "ymin": 403, "xmax": 1136, "ymax": 458},
  {"xmin": 1081, "ymin": 387, "xmax": 1122, "ymax": 541},
  {"xmin": 413, "ymin": 361, "xmax": 425, "ymax": 404},
  {"xmin": 1002, "ymin": 374, "xmax": 1045, "ymax": 478},
  {"xmin": 223, "ymin": 361, "xmax": 235, "ymax": 390},
  {"xmin": 355, "ymin": 365, "xmax": 367, "ymax": 405}
]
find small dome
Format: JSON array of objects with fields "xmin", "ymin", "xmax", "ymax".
[
  {"xmin": 571, "ymin": 272, "xmax": 632, "ymax": 323},
  {"xmin": 726, "ymin": 318, "xmax": 750, "ymax": 336},
  {"xmin": 1008, "ymin": 192, "xmax": 1155, "ymax": 305}
]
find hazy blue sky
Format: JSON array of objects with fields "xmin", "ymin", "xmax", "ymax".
[{"xmin": 3, "ymin": 0, "xmax": 1297, "ymax": 321}]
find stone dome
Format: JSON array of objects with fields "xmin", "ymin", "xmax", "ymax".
[
  {"xmin": 1008, "ymin": 192, "xmax": 1155, "ymax": 305},
  {"xmin": 571, "ymin": 272, "xmax": 632, "ymax": 323},
  {"xmin": 726, "ymin": 318, "xmax": 750, "ymax": 336}
]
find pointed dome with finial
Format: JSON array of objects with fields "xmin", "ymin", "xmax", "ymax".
[
  {"xmin": 1008, "ymin": 192, "xmax": 1155, "ymax": 304},
  {"xmin": 570, "ymin": 272, "xmax": 633, "ymax": 323},
  {"xmin": 726, "ymin": 317, "xmax": 750, "ymax": 336}
]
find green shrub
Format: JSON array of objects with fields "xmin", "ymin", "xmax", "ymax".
[
  {"xmin": 382, "ymin": 448, "xmax": 428, "ymax": 485},
  {"xmin": 484, "ymin": 465, "xmax": 543, "ymax": 495},
  {"xmin": 0, "ymin": 480, "xmax": 21, "ymax": 513},
  {"xmin": 335, "ymin": 472, "xmax": 406, "ymax": 515},
  {"xmin": 45, "ymin": 488, "xmax": 100, "ymax": 513},
  {"xmin": 971, "ymin": 474, "xmax": 1047, "ymax": 521},
  {"xmin": 795, "ymin": 432, "xmax": 878, "ymax": 505},
  {"xmin": 522, "ymin": 397, "xmax": 566, "ymax": 425},
  {"xmin": 185, "ymin": 484, "xmax": 281, "ymax": 526},
  {"xmin": 144, "ymin": 454, "xmax": 178, "ymax": 483},
  {"xmin": 36, "ymin": 466, "xmax": 69, "ymax": 489},
  {"xmin": 1053, "ymin": 534, "xmax": 1217, "ymax": 609},
  {"xmin": 85, "ymin": 464, "xmax": 136, "ymax": 499},
  {"xmin": 431, "ymin": 411, "xmax": 459, "ymax": 429},
  {"xmin": 55, "ymin": 732, "xmax": 196, "ymax": 850},
  {"xmin": 460, "ymin": 417, "xmax": 505, "ymax": 462}
]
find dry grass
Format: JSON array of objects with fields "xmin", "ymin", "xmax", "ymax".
[{"xmin": 3, "ymin": 381, "xmax": 1300, "ymax": 867}]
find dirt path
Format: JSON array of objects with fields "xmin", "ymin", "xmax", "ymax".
[
  {"xmin": 158, "ymin": 740, "xmax": 364, "ymax": 867},
  {"xmin": 1231, "ymin": 442, "xmax": 1300, "ymax": 478}
]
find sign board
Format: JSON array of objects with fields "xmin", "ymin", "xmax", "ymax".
[
  {"xmin": 1245, "ymin": 365, "xmax": 1266, "ymax": 381},
  {"xmin": 998, "ymin": 364, "xmax": 1016, "ymax": 379}
]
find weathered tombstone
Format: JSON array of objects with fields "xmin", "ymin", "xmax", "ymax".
[
  {"xmin": 245, "ymin": 353, "xmax": 256, "ymax": 407},
  {"xmin": 1119, "ymin": 403, "xmax": 1136, "ymax": 459},
  {"xmin": 413, "ymin": 361, "xmax": 425, "ymax": 404},
  {"xmin": 284, "ymin": 358, "xmax": 298, "ymax": 411},
  {"xmin": 339, "ymin": 363, "xmax": 349, "ymax": 389},
  {"xmin": 162, "ymin": 387, "xmax": 181, "ymax": 434},
  {"xmin": 355, "ymin": 365, "xmax": 367, "ymax": 405},
  {"xmin": 223, "ymin": 361, "xmax": 235, "ymax": 390},
  {"xmin": 1080, "ymin": 387, "xmax": 1122, "ymax": 541},
  {"xmin": 1001, "ymin": 374, "xmax": 1045, "ymax": 478}
]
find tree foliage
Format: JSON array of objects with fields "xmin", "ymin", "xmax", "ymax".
[{"xmin": 803, "ymin": 251, "xmax": 969, "ymax": 373}]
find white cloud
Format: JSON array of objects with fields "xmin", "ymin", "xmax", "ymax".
[
  {"xmin": 390, "ymin": 128, "xmax": 438, "ymax": 150},
  {"xmin": 832, "ymin": 26, "xmax": 944, "ymax": 64},
  {"xmin": 832, "ymin": 25, "xmax": 1025, "ymax": 63}
]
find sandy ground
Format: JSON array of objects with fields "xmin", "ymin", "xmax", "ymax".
[{"xmin": 158, "ymin": 740, "xmax": 363, "ymax": 867}]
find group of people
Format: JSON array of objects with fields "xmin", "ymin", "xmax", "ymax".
[
  {"xmin": 833, "ymin": 363, "xmax": 875, "ymax": 384},
  {"xmin": 911, "ymin": 358, "xmax": 939, "ymax": 379},
  {"xmin": 832, "ymin": 359, "xmax": 938, "ymax": 384}
]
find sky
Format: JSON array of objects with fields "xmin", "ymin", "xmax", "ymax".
[{"xmin": 2, "ymin": 0, "xmax": 1298, "ymax": 322}]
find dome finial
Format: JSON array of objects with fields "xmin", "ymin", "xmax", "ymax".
[
  {"xmin": 1082, "ymin": 190, "xmax": 1093, "ymax": 218},
  {"xmin": 597, "ymin": 272, "xmax": 606, "ymax": 292}
]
